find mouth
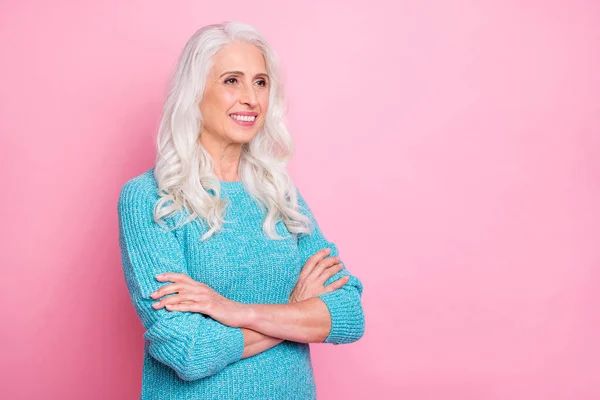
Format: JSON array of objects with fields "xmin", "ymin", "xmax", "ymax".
[{"xmin": 229, "ymin": 113, "xmax": 258, "ymax": 126}]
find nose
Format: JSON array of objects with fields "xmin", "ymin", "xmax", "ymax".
[{"xmin": 240, "ymin": 84, "xmax": 258, "ymax": 107}]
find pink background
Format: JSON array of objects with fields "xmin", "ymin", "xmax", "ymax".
[{"xmin": 2, "ymin": 1, "xmax": 599, "ymax": 399}]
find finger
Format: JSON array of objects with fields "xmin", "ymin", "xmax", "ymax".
[
  {"xmin": 152, "ymin": 300, "xmax": 165, "ymax": 310},
  {"xmin": 319, "ymin": 262, "xmax": 344, "ymax": 282},
  {"xmin": 156, "ymin": 272, "xmax": 192, "ymax": 282},
  {"xmin": 309, "ymin": 247, "xmax": 332, "ymax": 261},
  {"xmin": 165, "ymin": 303, "xmax": 188, "ymax": 312},
  {"xmin": 155, "ymin": 298, "xmax": 194, "ymax": 310},
  {"xmin": 150, "ymin": 283, "xmax": 184, "ymax": 299},
  {"xmin": 167, "ymin": 301, "xmax": 198, "ymax": 312},
  {"xmin": 302, "ymin": 248, "xmax": 331, "ymax": 274},
  {"xmin": 152, "ymin": 293, "xmax": 182, "ymax": 309},
  {"xmin": 160, "ymin": 293, "xmax": 194, "ymax": 307},
  {"xmin": 298, "ymin": 248, "xmax": 331, "ymax": 279},
  {"xmin": 312, "ymin": 255, "xmax": 340, "ymax": 276},
  {"xmin": 323, "ymin": 275, "xmax": 350, "ymax": 293}
]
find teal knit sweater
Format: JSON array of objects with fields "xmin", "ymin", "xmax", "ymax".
[{"xmin": 117, "ymin": 167, "xmax": 365, "ymax": 399}]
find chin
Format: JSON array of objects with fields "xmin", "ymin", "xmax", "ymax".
[{"xmin": 227, "ymin": 132, "xmax": 258, "ymax": 144}]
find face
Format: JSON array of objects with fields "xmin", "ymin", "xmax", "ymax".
[{"xmin": 199, "ymin": 41, "xmax": 270, "ymax": 147}]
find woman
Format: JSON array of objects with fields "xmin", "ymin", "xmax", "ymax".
[{"xmin": 117, "ymin": 21, "xmax": 365, "ymax": 399}]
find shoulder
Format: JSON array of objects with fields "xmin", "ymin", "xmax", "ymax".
[
  {"xmin": 293, "ymin": 184, "xmax": 312, "ymax": 214},
  {"xmin": 118, "ymin": 167, "xmax": 158, "ymax": 214}
]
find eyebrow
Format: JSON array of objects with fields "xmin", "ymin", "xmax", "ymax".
[{"xmin": 219, "ymin": 71, "xmax": 269, "ymax": 79}]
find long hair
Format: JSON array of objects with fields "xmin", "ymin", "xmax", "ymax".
[{"xmin": 153, "ymin": 21, "xmax": 312, "ymax": 241}]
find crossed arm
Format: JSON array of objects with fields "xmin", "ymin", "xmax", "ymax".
[
  {"xmin": 239, "ymin": 297, "xmax": 332, "ymax": 358},
  {"xmin": 150, "ymin": 272, "xmax": 336, "ymax": 358},
  {"xmin": 118, "ymin": 179, "xmax": 364, "ymax": 380}
]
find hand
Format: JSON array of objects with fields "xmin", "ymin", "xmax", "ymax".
[
  {"xmin": 150, "ymin": 272, "xmax": 251, "ymax": 328},
  {"xmin": 289, "ymin": 248, "xmax": 350, "ymax": 304}
]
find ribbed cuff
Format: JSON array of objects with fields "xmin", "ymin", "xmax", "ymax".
[
  {"xmin": 183, "ymin": 323, "xmax": 246, "ymax": 381},
  {"xmin": 317, "ymin": 288, "xmax": 364, "ymax": 345},
  {"xmin": 195, "ymin": 324, "xmax": 246, "ymax": 371},
  {"xmin": 228, "ymin": 326, "xmax": 246, "ymax": 362}
]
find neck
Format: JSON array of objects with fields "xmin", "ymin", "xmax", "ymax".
[{"xmin": 198, "ymin": 132, "xmax": 243, "ymax": 181}]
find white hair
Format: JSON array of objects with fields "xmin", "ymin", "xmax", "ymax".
[{"xmin": 153, "ymin": 21, "xmax": 312, "ymax": 241}]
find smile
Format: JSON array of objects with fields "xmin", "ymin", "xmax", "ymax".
[
  {"xmin": 229, "ymin": 114, "xmax": 256, "ymax": 122},
  {"xmin": 229, "ymin": 113, "xmax": 257, "ymax": 126}
]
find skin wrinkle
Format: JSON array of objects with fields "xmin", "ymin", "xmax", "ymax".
[
  {"xmin": 118, "ymin": 24, "xmax": 364, "ymax": 398},
  {"xmin": 190, "ymin": 41, "xmax": 333, "ymax": 356},
  {"xmin": 198, "ymin": 41, "xmax": 269, "ymax": 182}
]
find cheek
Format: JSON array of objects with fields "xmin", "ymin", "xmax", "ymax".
[
  {"xmin": 202, "ymin": 89, "xmax": 237, "ymax": 114},
  {"xmin": 260, "ymin": 92, "xmax": 270, "ymax": 110},
  {"xmin": 220, "ymin": 88, "xmax": 239, "ymax": 108}
]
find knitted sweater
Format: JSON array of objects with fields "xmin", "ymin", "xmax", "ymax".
[{"xmin": 117, "ymin": 167, "xmax": 365, "ymax": 400}]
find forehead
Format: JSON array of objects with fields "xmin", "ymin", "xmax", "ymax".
[{"xmin": 211, "ymin": 41, "xmax": 266, "ymax": 74}]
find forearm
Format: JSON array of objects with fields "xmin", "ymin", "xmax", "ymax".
[
  {"xmin": 243, "ymin": 297, "xmax": 331, "ymax": 343},
  {"xmin": 240, "ymin": 328, "xmax": 284, "ymax": 358}
]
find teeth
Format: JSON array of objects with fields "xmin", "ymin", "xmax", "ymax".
[{"xmin": 230, "ymin": 114, "xmax": 256, "ymax": 122}]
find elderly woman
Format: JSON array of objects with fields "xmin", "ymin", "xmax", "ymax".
[{"xmin": 117, "ymin": 21, "xmax": 365, "ymax": 399}]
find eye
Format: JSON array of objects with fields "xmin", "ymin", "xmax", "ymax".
[
  {"xmin": 256, "ymin": 79, "xmax": 267, "ymax": 87},
  {"xmin": 224, "ymin": 77, "xmax": 238, "ymax": 84}
]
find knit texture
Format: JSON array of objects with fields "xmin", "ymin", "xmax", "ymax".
[{"xmin": 117, "ymin": 167, "xmax": 365, "ymax": 399}]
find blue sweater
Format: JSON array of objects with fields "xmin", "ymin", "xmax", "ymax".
[{"xmin": 117, "ymin": 167, "xmax": 365, "ymax": 399}]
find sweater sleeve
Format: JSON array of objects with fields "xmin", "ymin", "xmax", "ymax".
[
  {"xmin": 117, "ymin": 178, "xmax": 245, "ymax": 381},
  {"xmin": 295, "ymin": 188, "xmax": 365, "ymax": 345}
]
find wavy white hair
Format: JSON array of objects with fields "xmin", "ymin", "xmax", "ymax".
[{"xmin": 153, "ymin": 21, "xmax": 312, "ymax": 241}]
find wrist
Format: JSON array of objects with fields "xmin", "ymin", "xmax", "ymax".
[{"xmin": 241, "ymin": 302, "xmax": 259, "ymax": 329}]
